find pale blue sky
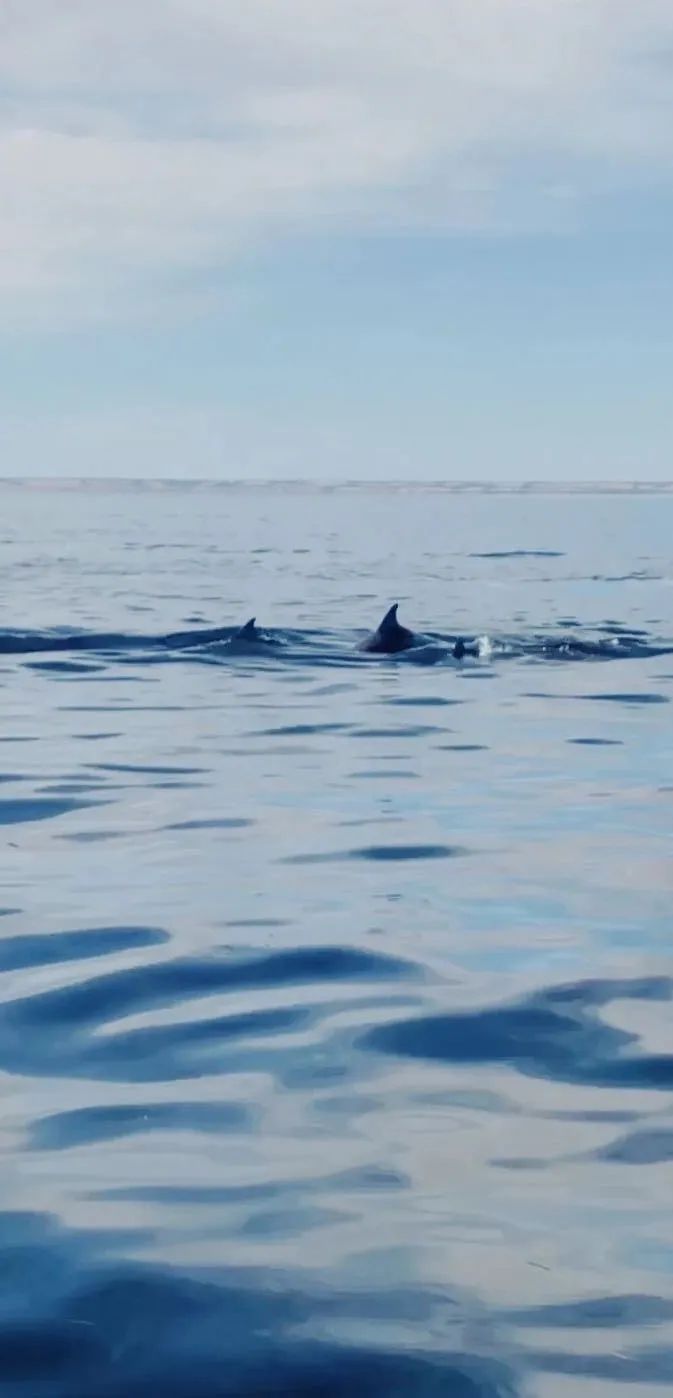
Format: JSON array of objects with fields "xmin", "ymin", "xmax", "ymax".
[{"xmin": 1, "ymin": 1, "xmax": 673, "ymax": 479}]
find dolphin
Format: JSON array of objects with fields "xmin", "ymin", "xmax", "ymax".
[
  {"xmin": 359, "ymin": 604, "xmax": 418, "ymax": 654},
  {"xmin": 359, "ymin": 605, "xmax": 478, "ymax": 661},
  {"xmin": 161, "ymin": 617, "xmax": 261, "ymax": 649},
  {"xmin": 229, "ymin": 617, "xmax": 282, "ymax": 649},
  {"xmin": 233, "ymin": 617, "xmax": 260, "ymax": 642},
  {"xmin": 162, "ymin": 616, "xmax": 281, "ymax": 651}
]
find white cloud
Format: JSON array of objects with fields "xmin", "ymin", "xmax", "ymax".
[{"xmin": 1, "ymin": 0, "xmax": 673, "ymax": 327}]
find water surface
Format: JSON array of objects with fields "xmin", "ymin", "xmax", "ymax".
[{"xmin": 1, "ymin": 483, "xmax": 672, "ymax": 1396}]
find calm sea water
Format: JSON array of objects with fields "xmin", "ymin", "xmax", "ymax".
[{"xmin": 1, "ymin": 483, "xmax": 672, "ymax": 1397}]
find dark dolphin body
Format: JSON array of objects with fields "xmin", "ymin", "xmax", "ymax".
[
  {"xmin": 359, "ymin": 604, "xmax": 474, "ymax": 660},
  {"xmin": 0, "ymin": 616, "xmax": 277, "ymax": 658},
  {"xmin": 359, "ymin": 604, "xmax": 418, "ymax": 654},
  {"xmin": 163, "ymin": 617, "xmax": 274, "ymax": 650}
]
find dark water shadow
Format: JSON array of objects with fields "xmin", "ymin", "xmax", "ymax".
[
  {"xmin": 0, "ymin": 925, "xmax": 168, "ymax": 974},
  {"xmin": 0, "ymin": 1209, "xmax": 522, "ymax": 1397},
  {"xmin": 0, "ymin": 797, "xmax": 108, "ymax": 826},
  {"xmin": 362, "ymin": 976, "xmax": 673, "ymax": 1090},
  {"xmin": 283, "ymin": 845, "xmax": 466, "ymax": 865},
  {"xmin": 0, "ymin": 944, "xmax": 419, "ymax": 1085},
  {"xmin": 29, "ymin": 1100, "xmax": 253, "ymax": 1151}
]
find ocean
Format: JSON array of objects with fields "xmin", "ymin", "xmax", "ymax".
[{"xmin": 1, "ymin": 481, "xmax": 672, "ymax": 1397}]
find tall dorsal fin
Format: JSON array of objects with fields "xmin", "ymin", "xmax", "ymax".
[
  {"xmin": 236, "ymin": 617, "xmax": 257, "ymax": 639},
  {"xmin": 379, "ymin": 603, "xmax": 399, "ymax": 635},
  {"xmin": 359, "ymin": 602, "xmax": 415, "ymax": 654}
]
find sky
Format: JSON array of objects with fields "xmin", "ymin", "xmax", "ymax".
[{"xmin": 1, "ymin": 0, "xmax": 673, "ymax": 480}]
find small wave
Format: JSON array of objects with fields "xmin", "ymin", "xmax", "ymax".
[
  {"xmin": 0, "ymin": 941, "xmax": 418, "ymax": 1084},
  {"xmin": 0, "ymin": 796, "xmax": 108, "ymax": 826},
  {"xmin": 362, "ymin": 975, "xmax": 673, "ymax": 1090},
  {"xmin": 470, "ymin": 549, "xmax": 565, "ymax": 559}
]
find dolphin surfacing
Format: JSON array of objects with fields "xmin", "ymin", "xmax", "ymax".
[
  {"xmin": 359, "ymin": 604, "xmax": 417, "ymax": 655},
  {"xmin": 234, "ymin": 617, "xmax": 259, "ymax": 641},
  {"xmin": 230, "ymin": 617, "xmax": 281, "ymax": 649}
]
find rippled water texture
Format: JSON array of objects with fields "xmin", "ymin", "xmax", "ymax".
[{"xmin": 1, "ymin": 482, "xmax": 672, "ymax": 1397}]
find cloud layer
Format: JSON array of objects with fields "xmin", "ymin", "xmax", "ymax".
[{"xmin": 2, "ymin": 0, "xmax": 673, "ymax": 327}]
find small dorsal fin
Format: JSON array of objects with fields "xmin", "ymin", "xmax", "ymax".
[{"xmin": 237, "ymin": 617, "xmax": 257, "ymax": 639}]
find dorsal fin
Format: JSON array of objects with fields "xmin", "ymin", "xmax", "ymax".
[
  {"xmin": 236, "ymin": 617, "xmax": 257, "ymax": 639},
  {"xmin": 379, "ymin": 603, "xmax": 399, "ymax": 635},
  {"xmin": 359, "ymin": 602, "xmax": 415, "ymax": 654}
]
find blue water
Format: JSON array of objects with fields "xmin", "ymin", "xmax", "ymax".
[{"xmin": 1, "ymin": 482, "xmax": 672, "ymax": 1397}]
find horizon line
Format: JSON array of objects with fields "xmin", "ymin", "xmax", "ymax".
[{"xmin": 1, "ymin": 477, "xmax": 673, "ymax": 494}]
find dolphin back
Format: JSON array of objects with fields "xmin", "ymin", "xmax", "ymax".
[{"xmin": 359, "ymin": 603, "xmax": 416, "ymax": 654}]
